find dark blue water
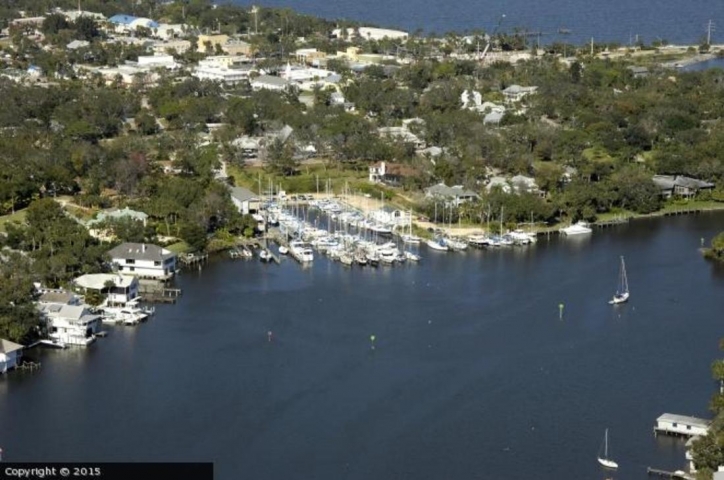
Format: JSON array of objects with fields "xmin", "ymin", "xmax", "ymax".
[
  {"xmin": 685, "ymin": 56, "xmax": 724, "ymax": 71},
  {"xmin": 236, "ymin": 0, "xmax": 724, "ymax": 45},
  {"xmin": 2, "ymin": 212, "xmax": 724, "ymax": 479}
]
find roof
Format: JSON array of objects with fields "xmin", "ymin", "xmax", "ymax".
[
  {"xmin": 107, "ymin": 243, "xmax": 175, "ymax": 262},
  {"xmin": 42, "ymin": 304, "xmax": 100, "ymax": 324},
  {"xmin": 652, "ymin": 175, "xmax": 715, "ymax": 190},
  {"xmin": 229, "ymin": 186, "xmax": 259, "ymax": 203},
  {"xmin": 503, "ymin": 84, "xmax": 538, "ymax": 94},
  {"xmin": 251, "ymin": 74, "xmax": 289, "ymax": 87},
  {"xmin": 66, "ymin": 40, "xmax": 90, "ymax": 50},
  {"xmin": 74, "ymin": 273, "xmax": 137, "ymax": 291},
  {"xmin": 657, "ymin": 413, "xmax": 710, "ymax": 427},
  {"xmin": 39, "ymin": 291, "xmax": 77, "ymax": 305},
  {"xmin": 0, "ymin": 338, "xmax": 24, "ymax": 353},
  {"xmin": 108, "ymin": 14, "xmax": 138, "ymax": 25},
  {"xmin": 425, "ymin": 183, "xmax": 479, "ymax": 198}
]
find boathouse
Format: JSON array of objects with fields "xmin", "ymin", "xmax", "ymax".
[
  {"xmin": 654, "ymin": 413, "xmax": 710, "ymax": 437},
  {"xmin": 1, "ymin": 339, "xmax": 23, "ymax": 374}
]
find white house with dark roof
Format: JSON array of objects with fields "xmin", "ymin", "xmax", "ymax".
[
  {"xmin": 39, "ymin": 304, "xmax": 101, "ymax": 347},
  {"xmin": 425, "ymin": 183, "xmax": 480, "ymax": 206},
  {"xmin": 229, "ymin": 186, "xmax": 260, "ymax": 215},
  {"xmin": 1, "ymin": 339, "xmax": 23, "ymax": 373},
  {"xmin": 107, "ymin": 243, "xmax": 177, "ymax": 280}
]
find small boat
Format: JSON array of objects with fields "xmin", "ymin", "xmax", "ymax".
[
  {"xmin": 278, "ymin": 245, "xmax": 289, "ymax": 255},
  {"xmin": 426, "ymin": 238, "xmax": 449, "ymax": 251},
  {"xmin": 355, "ymin": 253, "xmax": 368, "ymax": 266},
  {"xmin": 339, "ymin": 253, "xmax": 354, "ymax": 266},
  {"xmin": 259, "ymin": 250, "xmax": 272, "ymax": 263},
  {"xmin": 609, "ymin": 256, "xmax": 630, "ymax": 305},
  {"xmin": 401, "ymin": 234, "xmax": 422, "ymax": 245},
  {"xmin": 597, "ymin": 428, "xmax": 618, "ymax": 470},
  {"xmin": 366, "ymin": 251, "xmax": 380, "ymax": 267},
  {"xmin": 405, "ymin": 251, "xmax": 420, "ymax": 262},
  {"xmin": 560, "ymin": 221, "xmax": 592, "ymax": 236}
]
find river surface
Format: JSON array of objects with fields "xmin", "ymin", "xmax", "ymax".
[
  {"xmin": 236, "ymin": 0, "xmax": 724, "ymax": 45},
  {"xmin": 2, "ymin": 212, "xmax": 724, "ymax": 479}
]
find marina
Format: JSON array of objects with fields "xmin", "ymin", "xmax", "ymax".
[{"xmin": 2, "ymin": 212, "xmax": 723, "ymax": 480}]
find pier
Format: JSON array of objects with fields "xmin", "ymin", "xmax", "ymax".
[
  {"xmin": 646, "ymin": 467, "xmax": 692, "ymax": 479},
  {"xmin": 594, "ymin": 216, "xmax": 631, "ymax": 228},
  {"xmin": 179, "ymin": 252, "xmax": 209, "ymax": 267}
]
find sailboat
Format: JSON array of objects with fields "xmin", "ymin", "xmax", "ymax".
[
  {"xmin": 401, "ymin": 210, "xmax": 421, "ymax": 244},
  {"xmin": 597, "ymin": 428, "xmax": 618, "ymax": 469},
  {"xmin": 608, "ymin": 256, "xmax": 630, "ymax": 305}
]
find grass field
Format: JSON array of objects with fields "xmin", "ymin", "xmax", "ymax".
[{"xmin": 0, "ymin": 209, "xmax": 27, "ymax": 232}]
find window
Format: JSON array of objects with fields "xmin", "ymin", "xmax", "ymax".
[
  {"xmin": 154, "ymin": 261, "xmax": 161, "ymax": 266},
  {"xmin": 687, "ymin": 425, "xmax": 691, "ymax": 430},
  {"xmin": 673, "ymin": 423, "xmax": 678, "ymax": 428},
  {"xmin": 126, "ymin": 259, "xmax": 135, "ymax": 264},
  {"xmin": 129, "ymin": 267, "xmax": 135, "ymax": 272}
]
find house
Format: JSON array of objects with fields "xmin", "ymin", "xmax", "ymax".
[
  {"xmin": 66, "ymin": 39, "xmax": 90, "ymax": 50},
  {"xmin": 502, "ymin": 84, "xmax": 538, "ymax": 103},
  {"xmin": 486, "ymin": 176, "xmax": 511, "ymax": 194},
  {"xmin": 627, "ymin": 66, "xmax": 650, "ymax": 78},
  {"xmin": 73, "ymin": 273, "xmax": 139, "ymax": 307},
  {"xmin": 425, "ymin": 183, "xmax": 480, "ymax": 206},
  {"xmin": 654, "ymin": 413, "xmax": 710, "ymax": 437},
  {"xmin": 152, "ymin": 39, "xmax": 191, "ymax": 54},
  {"xmin": 1, "ymin": 339, "xmax": 23, "ymax": 374},
  {"xmin": 652, "ymin": 175, "xmax": 715, "ymax": 198},
  {"xmin": 368, "ymin": 161, "xmax": 417, "ymax": 186},
  {"xmin": 197, "ymin": 34, "xmax": 228, "ymax": 53},
  {"xmin": 378, "ymin": 126, "xmax": 426, "ymax": 149},
  {"xmin": 39, "ymin": 304, "xmax": 100, "ymax": 347},
  {"xmin": 510, "ymin": 175, "xmax": 544, "ymax": 196},
  {"xmin": 137, "ymin": 54, "xmax": 179, "ymax": 69},
  {"xmin": 88, "ymin": 207, "xmax": 148, "ymax": 227},
  {"xmin": 192, "ymin": 64, "xmax": 254, "ymax": 84},
  {"xmin": 232, "ymin": 136, "xmax": 261, "ymax": 158},
  {"xmin": 251, "ymin": 75, "xmax": 290, "ymax": 92},
  {"xmin": 370, "ymin": 206, "xmax": 411, "ymax": 226},
  {"xmin": 107, "ymin": 14, "xmax": 159, "ymax": 34},
  {"xmin": 107, "ymin": 243, "xmax": 177, "ymax": 280},
  {"xmin": 229, "ymin": 186, "xmax": 260, "ymax": 215},
  {"xmin": 38, "ymin": 290, "xmax": 82, "ymax": 307}
]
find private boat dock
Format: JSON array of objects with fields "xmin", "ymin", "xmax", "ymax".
[
  {"xmin": 654, "ymin": 413, "xmax": 710, "ymax": 438},
  {"xmin": 594, "ymin": 216, "xmax": 631, "ymax": 228},
  {"xmin": 646, "ymin": 467, "xmax": 693, "ymax": 479}
]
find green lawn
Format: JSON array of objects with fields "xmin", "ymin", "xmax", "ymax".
[
  {"xmin": 0, "ymin": 209, "xmax": 27, "ymax": 232},
  {"xmin": 166, "ymin": 241, "xmax": 193, "ymax": 254}
]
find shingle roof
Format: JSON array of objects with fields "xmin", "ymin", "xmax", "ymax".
[
  {"xmin": 0, "ymin": 338, "xmax": 24, "ymax": 353},
  {"xmin": 74, "ymin": 273, "xmax": 137, "ymax": 290},
  {"xmin": 107, "ymin": 243, "xmax": 175, "ymax": 262},
  {"xmin": 229, "ymin": 186, "xmax": 259, "ymax": 203}
]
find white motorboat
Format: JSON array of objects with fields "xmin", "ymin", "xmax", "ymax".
[
  {"xmin": 289, "ymin": 240, "xmax": 314, "ymax": 263},
  {"xmin": 426, "ymin": 238, "xmax": 449, "ymax": 251},
  {"xmin": 560, "ymin": 221, "xmax": 592, "ymax": 236},
  {"xmin": 278, "ymin": 245, "xmax": 289, "ymax": 255},
  {"xmin": 404, "ymin": 251, "xmax": 421, "ymax": 262},
  {"xmin": 401, "ymin": 234, "xmax": 422, "ymax": 244},
  {"xmin": 444, "ymin": 237, "xmax": 468, "ymax": 251},
  {"xmin": 609, "ymin": 256, "xmax": 630, "ymax": 305},
  {"xmin": 259, "ymin": 250, "xmax": 272, "ymax": 263}
]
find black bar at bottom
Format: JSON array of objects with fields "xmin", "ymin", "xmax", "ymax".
[{"xmin": 0, "ymin": 463, "xmax": 213, "ymax": 480}]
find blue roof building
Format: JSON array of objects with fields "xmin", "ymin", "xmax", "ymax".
[{"xmin": 108, "ymin": 14, "xmax": 159, "ymax": 29}]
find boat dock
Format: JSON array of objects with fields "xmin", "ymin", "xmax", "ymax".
[
  {"xmin": 179, "ymin": 252, "xmax": 209, "ymax": 267},
  {"xmin": 654, "ymin": 413, "xmax": 710, "ymax": 438},
  {"xmin": 594, "ymin": 216, "xmax": 631, "ymax": 228},
  {"xmin": 646, "ymin": 467, "xmax": 692, "ymax": 479}
]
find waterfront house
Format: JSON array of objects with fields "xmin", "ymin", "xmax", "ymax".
[
  {"xmin": 107, "ymin": 243, "xmax": 177, "ymax": 280},
  {"xmin": 654, "ymin": 413, "xmax": 710, "ymax": 437},
  {"xmin": 652, "ymin": 175, "xmax": 715, "ymax": 198},
  {"xmin": 39, "ymin": 304, "xmax": 101, "ymax": 347},
  {"xmin": 38, "ymin": 290, "xmax": 82, "ymax": 307},
  {"xmin": 502, "ymin": 84, "xmax": 538, "ymax": 103},
  {"xmin": 0, "ymin": 339, "xmax": 23, "ymax": 374},
  {"xmin": 425, "ymin": 183, "xmax": 480, "ymax": 206},
  {"xmin": 229, "ymin": 186, "xmax": 260, "ymax": 215},
  {"xmin": 73, "ymin": 273, "xmax": 139, "ymax": 307}
]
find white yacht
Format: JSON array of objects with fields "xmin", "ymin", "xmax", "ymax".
[
  {"xmin": 426, "ymin": 238, "xmax": 449, "ymax": 251},
  {"xmin": 289, "ymin": 240, "xmax": 314, "ymax": 263},
  {"xmin": 560, "ymin": 221, "xmax": 593, "ymax": 236}
]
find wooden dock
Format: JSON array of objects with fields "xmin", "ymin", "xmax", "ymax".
[
  {"xmin": 646, "ymin": 467, "xmax": 691, "ymax": 479},
  {"xmin": 179, "ymin": 252, "xmax": 209, "ymax": 266},
  {"xmin": 594, "ymin": 216, "xmax": 631, "ymax": 227}
]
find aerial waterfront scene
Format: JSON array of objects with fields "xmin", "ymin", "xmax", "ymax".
[{"xmin": 1, "ymin": 1, "xmax": 724, "ymax": 479}]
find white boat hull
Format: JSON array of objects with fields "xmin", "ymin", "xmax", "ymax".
[
  {"xmin": 609, "ymin": 292, "xmax": 629, "ymax": 304},
  {"xmin": 597, "ymin": 457, "xmax": 618, "ymax": 469}
]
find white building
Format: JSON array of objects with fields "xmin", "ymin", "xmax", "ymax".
[
  {"xmin": 107, "ymin": 243, "xmax": 177, "ymax": 280},
  {"xmin": 192, "ymin": 64, "xmax": 254, "ymax": 84},
  {"xmin": 332, "ymin": 27, "xmax": 408, "ymax": 41},
  {"xmin": 654, "ymin": 413, "xmax": 710, "ymax": 437},
  {"xmin": 40, "ymin": 304, "xmax": 101, "ymax": 347},
  {"xmin": 73, "ymin": 273, "xmax": 140, "ymax": 307},
  {"xmin": 230, "ymin": 186, "xmax": 260, "ymax": 215},
  {"xmin": 502, "ymin": 84, "xmax": 538, "ymax": 103},
  {"xmin": 137, "ymin": 54, "xmax": 179, "ymax": 69},
  {"xmin": 425, "ymin": 183, "xmax": 480, "ymax": 206},
  {"xmin": 1, "ymin": 339, "xmax": 23, "ymax": 374},
  {"xmin": 250, "ymin": 75, "xmax": 290, "ymax": 92}
]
